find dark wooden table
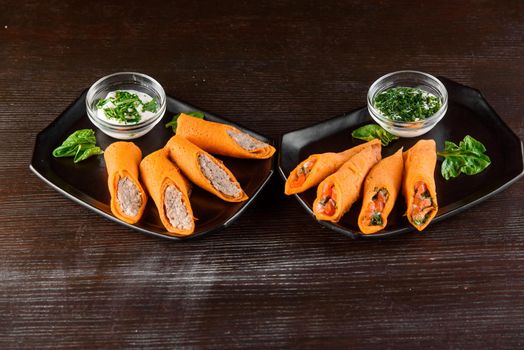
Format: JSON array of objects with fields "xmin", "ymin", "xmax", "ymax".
[{"xmin": 1, "ymin": 1, "xmax": 523, "ymax": 348}]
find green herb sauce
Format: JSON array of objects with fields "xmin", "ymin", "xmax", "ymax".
[
  {"xmin": 96, "ymin": 90, "xmax": 158, "ymax": 124},
  {"xmin": 374, "ymin": 87, "xmax": 441, "ymax": 122}
]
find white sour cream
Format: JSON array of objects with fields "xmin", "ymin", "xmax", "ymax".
[{"xmin": 96, "ymin": 90, "xmax": 157, "ymax": 125}]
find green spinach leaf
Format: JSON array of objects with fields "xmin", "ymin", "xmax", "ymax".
[
  {"xmin": 437, "ymin": 135, "xmax": 491, "ymax": 180},
  {"xmin": 351, "ymin": 124, "xmax": 399, "ymax": 146},
  {"xmin": 165, "ymin": 111, "xmax": 205, "ymax": 133},
  {"xmin": 52, "ymin": 129, "xmax": 104, "ymax": 163}
]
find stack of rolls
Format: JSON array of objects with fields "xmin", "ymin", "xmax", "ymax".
[
  {"xmin": 104, "ymin": 113, "xmax": 275, "ymax": 236},
  {"xmin": 313, "ymin": 141, "xmax": 382, "ymax": 222},
  {"xmin": 285, "ymin": 139, "xmax": 438, "ymax": 233}
]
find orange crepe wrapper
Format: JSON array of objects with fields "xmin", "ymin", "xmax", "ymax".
[
  {"xmin": 313, "ymin": 143, "xmax": 382, "ymax": 222},
  {"xmin": 140, "ymin": 149, "xmax": 195, "ymax": 236},
  {"xmin": 104, "ymin": 141, "xmax": 147, "ymax": 224},
  {"xmin": 358, "ymin": 148, "xmax": 404, "ymax": 234},
  {"xmin": 176, "ymin": 113, "xmax": 276, "ymax": 159},
  {"xmin": 285, "ymin": 139, "xmax": 381, "ymax": 195},
  {"xmin": 165, "ymin": 135, "xmax": 248, "ymax": 202},
  {"xmin": 402, "ymin": 139, "xmax": 438, "ymax": 231}
]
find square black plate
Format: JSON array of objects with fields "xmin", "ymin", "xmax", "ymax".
[
  {"xmin": 30, "ymin": 91, "xmax": 275, "ymax": 241},
  {"xmin": 278, "ymin": 77, "xmax": 524, "ymax": 238}
]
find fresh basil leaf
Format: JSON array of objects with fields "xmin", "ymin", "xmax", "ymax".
[
  {"xmin": 187, "ymin": 111, "xmax": 204, "ymax": 119},
  {"xmin": 52, "ymin": 129, "xmax": 97, "ymax": 158},
  {"xmin": 460, "ymin": 135, "xmax": 486, "ymax": 155},
  {"xmin": 461, "ymin": 154, "xmax": 491, "ymax": 175},
  {"xmin": 165, "ymin": 111, "xmax": 205, "ymax": 133},
  {"xmin": 73, "ymin": 145, "xmax": 104, "ymax": 163},
  {"xmin": 52, "ymin": 144, "xmax": 79, "ymax": 158},
  {"xmin": 52, "ymin": 129, "xmax": 103, "ymax": 163},
  {"xmin": 378, "ymin": 128, "xmax": 397, "ymax": 145},
  {"xmin": 351, "ymin": 124, "xmax": 398, "ymax": 146},
  {"xmin": 437, "ymin": 135, "xmax": 491, "ymax": 180},
  {"xmin": 351, "ymin": 124, "xmax": 378, "ymax": 142},
  {"xmin": 351, "ymin": 124, "xmax": 399, "ymax": 146},
  {"xmin": 441, "ymin": 156, "xmax": 461, "ymax": 180},
  {"xmin": 57, "ymin": 129, "xmax": 97, "ymax": 148},
  {"xmin": 443, "ymin": 140, "xmax": 460, "ymax": 153}
]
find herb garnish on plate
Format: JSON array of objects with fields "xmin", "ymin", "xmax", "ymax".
[
  {"xmin": 52, "ymin": 129, "xmax": 104, "ymax": 163},
  {"xmin": 165, "ymin": 111, "xmax": 205, "ymax": 133},
  {"xmin": 351, "ymin": 124, "xmax": 399, "ymax": 146},
  {"xmin": 437, "ymin": 135, "xmax": 491, "ymax": 180}
]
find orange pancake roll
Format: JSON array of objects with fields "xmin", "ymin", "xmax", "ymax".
[
  {"xmin": 285, "ymin": 139, "xmax": 381, "ymax": 195},
  {"xmin": 165, "ymin": 135, "xmax": 248, "ymax": 202},
  {"xmin": 140, "ymin": 149, "xmax": 195, "ymax": 236},
  {"xmin": 104, "ymin": 141, "xmax": 147, "ymax": 224},
  {"xmin": 358, "ymin": 148, "xmax": 404, "ymax": 234},
  {"xmin": 176, "ymin": 113, "xmax": 276, "ymax": 159},
  {"xmin": 313, "ymin": 143, "xmax": 382, "ymax": 222},
  {"xmin": 402, "ymin": 139, "xmax": 438, "ymax": 231}
]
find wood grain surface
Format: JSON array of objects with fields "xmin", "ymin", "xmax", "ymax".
[{"xmin": 1, "ymin": 1, "xmax": 523, "ymax": 348}]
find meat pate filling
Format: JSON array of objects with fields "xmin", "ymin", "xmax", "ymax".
[
  {"xmin": 226, "ymin": 129, "xmax": 267, "ymax": 151},
  {"xmin": 198, "ymin": 154, "xmax": 241, "ymax": 197},
  {"xmin": 164, "ymin": 185, "xmax": 192, "ymax": 230},
  {"xmin": 117, "ymin": 176, "xmax": 142, "ymax": 217}
]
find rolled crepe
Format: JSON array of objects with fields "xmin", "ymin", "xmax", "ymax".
[
  {"xmin": 358, "ymin": 148, "xmax": 404, "ymax": 234},
  {"xmin": 140, "ymin": 149, "xmax": 195, "ymax": 236},
  {"xmin": 104, "ymin": 141, "xmax": 147, "ymax": 224},
  {"xmin": 165, "ymin": 135, "xmax": 248, "ymax": 202},
  {"xmin": 285, "ymin": 139, "xmax": 381, "ymax": 195},
  {"xmin": 402, "ymin": 139, "xmax": 438, "ymax": 231},
  {"xmin": 313, "ymin": 143, "xmax": 381, "ymax": 222},
  {"xmin": 176, "ymin": 113, "xmax": 276, "ymax": 159}
]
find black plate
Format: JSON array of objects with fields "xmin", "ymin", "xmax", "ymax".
[
  {"xmin": 30, "ymin": 91, "xmax": 275, "ymax": 241},
  {"xmin": 279, "ymin": 77, "xmax": 524, "ymax": 238}
]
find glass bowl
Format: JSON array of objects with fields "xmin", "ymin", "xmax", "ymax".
[
  {"xmin": 367, "ymin": 70, "xmax": 448, "ymax": 137},
  {"xmin": 86, "ymin": 72, "xmax": 166, "ymax": 140}
]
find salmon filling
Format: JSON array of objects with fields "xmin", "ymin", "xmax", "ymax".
[
  {"xmin": 411, "ymin": 181, "xmax": 435, "ymax": 225},
  {"xmin": 289, "ymin": 159, "xmax": 317, "ymax": 188},
  {"xmin": 362, "ymin": 188, "xmax": 389, "ymax": 226},
  {"xmin": 316, "ymin": 181, "xmax": 337, "ymax": 216}
]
